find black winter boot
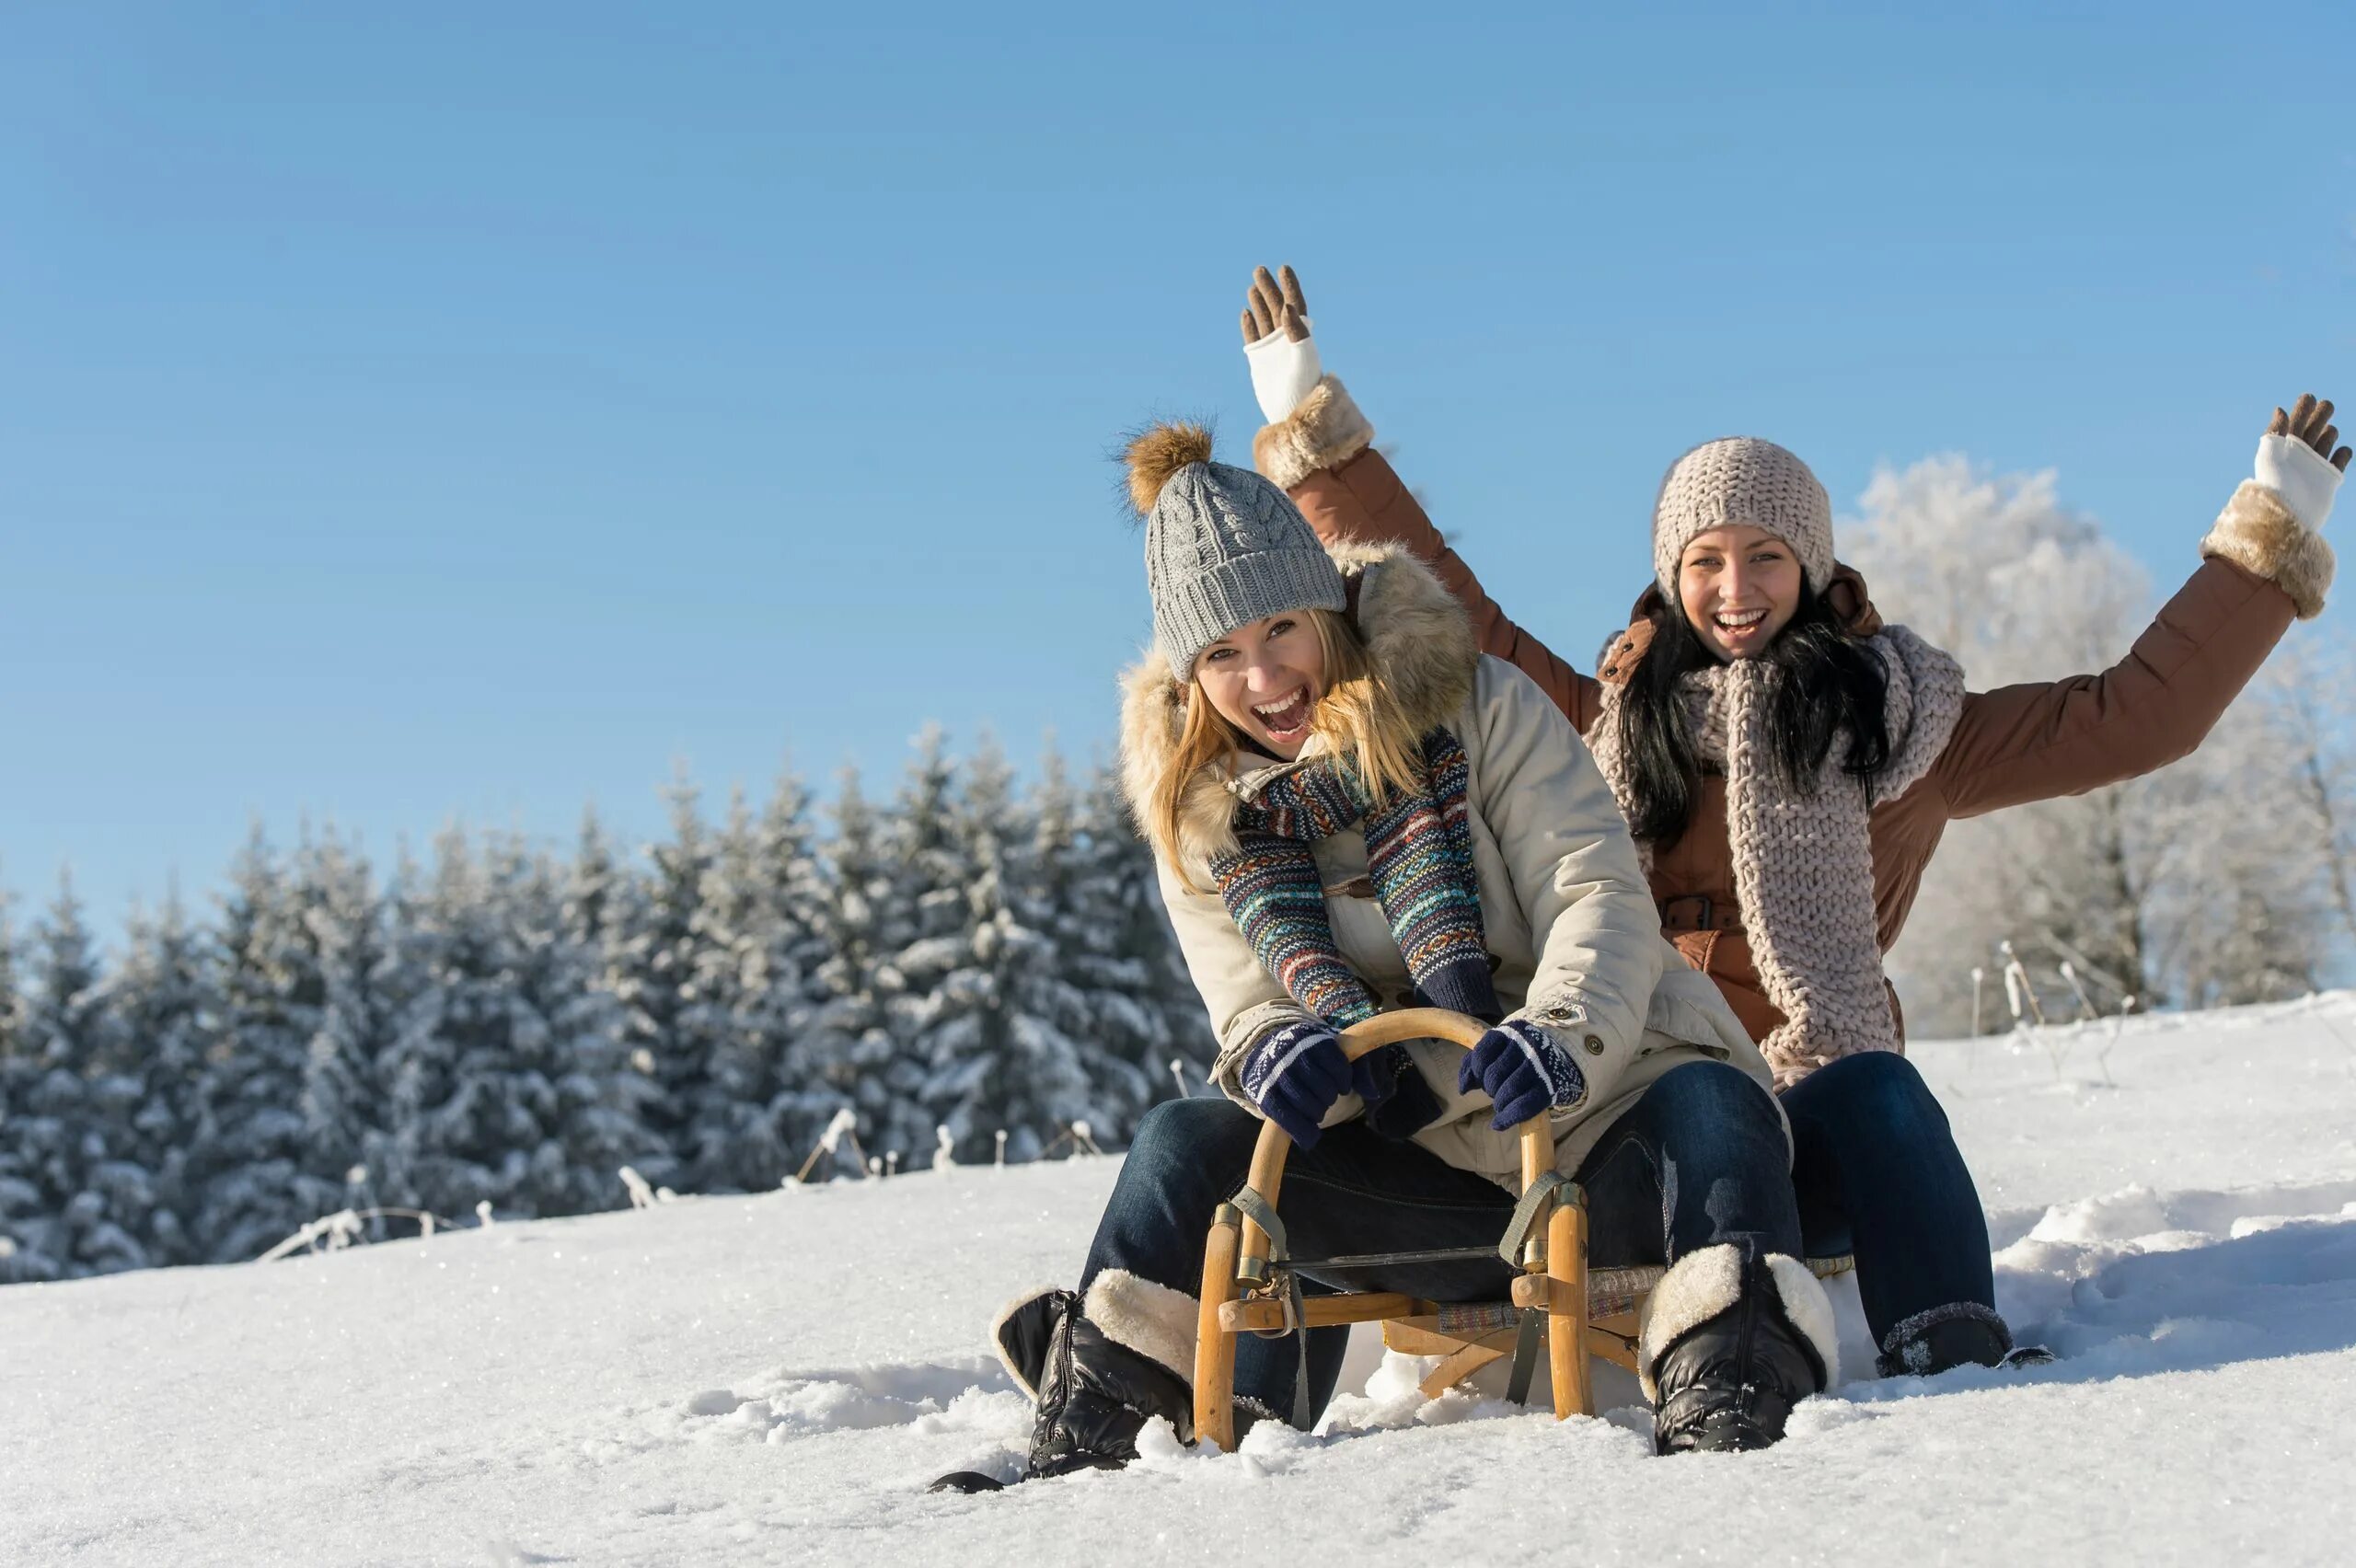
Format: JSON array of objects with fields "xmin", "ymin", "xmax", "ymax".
[
  {"xmin": 930, "ymin": 1283, "xmax": 1245, "ymax": 1494},
  {"xmin": 1876, "ymin": 1301, "xmax": 2047, "ymax": 1378},
  {"xmin": 1641, "ymin": 1245, "xmax": 1838, "ymax": 1455}
]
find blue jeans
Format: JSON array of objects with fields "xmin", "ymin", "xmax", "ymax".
[
  {"xmin": 1082, "ymin": 1059, "xmax": 1800, "ymax": 1425},
  {"xmin": 1782, "ymin": 1051, "xmax": 1994, "ymax": 1346}
]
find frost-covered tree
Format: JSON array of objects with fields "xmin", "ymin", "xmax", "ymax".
[
  {"xmin": 2137, "ymin": 656, "xmax": 2337, "ymax": 1008},
  {"xmin": 7, "ymin": 874, "xmax": 150, "ymax": 1278},
  {"xmin": 688, "ymin": 769, "xmax": 827, "ymax": 1192},
  {"xmin": 1852, "ymin": 455, "xmax": 2349, "ymax": 1025},
  {"xmin": 796, "ymin": 765, "xmax": 901, "ymax": 1177},
  {"xmin": 0, "ymin": 1045, "xmax": 48, "ymax": 1281},
  {"xmin": 1075, "ymin": 755, "xmax": 1215, "ymax": 1092},
  {"xmin": 748, "ymin": 765, "xmax": 834, "ymax": 1143},
  {"xmin": 943, "ymin": 744, "xmax": 1168, "ymax": 1160},
  {"xmin": 612, "ymin": 776, "xmax": 716, "ymax": 1182},
  {"xmin": 873, "ymin": 728, "xmax": 985, "ymax": 1166},
  {"xmin": 886, "ymin": 736, "xmax": 1068, "ymax": 1165},
  {"xmin": 370, "ymin": 827, "xmax": 560, "ymax": 1218},
  {"xmin": 0, "ymin": 879, "xmax": 24, "ymax": 1060},
  {"xmin": 530, "ymin": 827, "xmax": 665, "ymax": 1212},
  {"xmin": 294, "ymin": 831, "xmax": 395, "ymax": 1224},
  {"xmin": 200, "ymin": 827, "xmax": 323, "ymax": 1261},
  {"xmin": 1849, "ymin": 457, "xmax": 2166, "ymax": 1029},
  {"xmin": 103, "ymin": 889, "xmax": 218, "ymax": 1266}
]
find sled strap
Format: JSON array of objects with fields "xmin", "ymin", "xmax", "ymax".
[
  {"xmin": 1497, "ymin": 1170, "xmax": 1570, "ymax": 1265},
  {"xmin": 1228, "ymin": 1185, "xmax": 1312, "ymax": 1432},
  {"xmin": 1505, "ymin": 1306, "xmax": 1546, "ymax": 1405}
]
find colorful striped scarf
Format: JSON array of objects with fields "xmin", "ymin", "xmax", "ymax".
[{"xmin": 1209, "ymin": 727, "xmax": 1501, "ymax": 1031}]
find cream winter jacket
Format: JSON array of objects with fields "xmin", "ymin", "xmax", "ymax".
[{"xmin": 1119, "ymin": 539, "xmax": 1773, "ymax": 1191}]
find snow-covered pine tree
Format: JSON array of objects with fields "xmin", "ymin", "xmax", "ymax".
[
  {"xmin": 1032, "ymin": 748, "xmax": 1175, "ymax": 1128},
  {"xmin": 748, "ymin": 763, "xmax": 833, "ymax": 1156},
  {"xmin": 2, "ymin": 879, "xmax": 72, "ymax": 1283},
  {"xmin": 796, "ymin": 765, "xmax": 901, "ymax": 1177},
  {"xmin": 684, "ymin": 785, "xmax": 771, "ymax": 1190},
  {"xmin": 370, "ymin": 826, "xmax": 563, "ymax": 1220},
  {"xmin": 533, "ymin": 824, "xmax": 666, "ymax": 1213},
  {"xmin": 200, "ymin": 827, "xmax": 324, "ymax": 1262},
  {"xmin": 0, "ymin": 877, "xmax": 24, "ymax": 1060},
  {"xmin": 1080, "ymin": 757, "xmax": 1217, "ymax": 1096},
  {"xmin": 0, "ymin": 1041, "xmax": 46, "ymax": 1280},
  {"xmin": 9, "ymin": 873, "xmax": 151, "ymax": 1278},
  {"xmin": 294, "ymin": 830, "xmax": 395, "ymax": 1226},
  {"xmin": 687, "ymin": 772, "xmax": 826, "ymax": 1193},
  {"xmin": 616, "ymin": 775, "xmax": 719, "ymax": 1182},
  {"xmin": 886, "ymin": 735, "xmax": 1042, "ymax": 1164},
  {"xmin": 102, "ymin": 888, "xmax": 219, "ymax": 1267},
  {"xmin": 876, "ymin": 727, "xmax": 986, "ymax": 1166}
]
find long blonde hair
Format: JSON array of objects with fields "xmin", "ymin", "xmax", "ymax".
[{"xmin": 1149, "ymin": 606, "xmax": 1428, "ymax": 890}]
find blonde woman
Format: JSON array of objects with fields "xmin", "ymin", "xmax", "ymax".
[{"xmin": 933, "ymin": 424, "xmax": 1842, "ymax": 1492}]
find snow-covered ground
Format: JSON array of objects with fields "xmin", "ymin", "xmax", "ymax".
[{"xmin": 9, "ymin": 998, "xmax": 2356, "ymax": 1567}]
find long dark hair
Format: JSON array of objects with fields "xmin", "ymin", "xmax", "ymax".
[{"xmin": 1616, "ymin": 584, "xmax": 1893, "ymax": 848}]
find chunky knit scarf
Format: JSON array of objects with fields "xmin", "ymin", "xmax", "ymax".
[
  {"xmin": 1209, "ymin": 727, "xmax": 1501, "ymax": 1030},
  {"xmin": 1587, "ymin": 625, "xmax": 1966, "ymax": 1086}
]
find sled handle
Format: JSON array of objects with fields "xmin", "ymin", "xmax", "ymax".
[{"xmin": 1233, "ymin": 1009, "xmax": 1554, "ymax": 1284}]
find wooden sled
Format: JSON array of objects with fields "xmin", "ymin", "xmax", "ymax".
[{"xmin": 1190, "ymin": 1007, "xmax": 1854, "ymax": 1448}]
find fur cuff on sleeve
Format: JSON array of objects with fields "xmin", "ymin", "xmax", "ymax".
[
  {"xmin": 1253, "ymin": 375, "xmax": 1375, "ymax": 490},
  {"xmin": 2201, "ymin": 479, "xmax": 2336, "ymax": 619}
]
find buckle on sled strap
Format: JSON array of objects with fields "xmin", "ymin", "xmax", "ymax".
[
  {"xmin": 1497, "ymin": 1172, "xmax": 1574, "ymax": 1405},
  {"xmin": 1229, "ymin": 1185, "xmax": 1311, "ymax": 1433}
]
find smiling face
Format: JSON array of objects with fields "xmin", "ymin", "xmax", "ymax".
[
  {"xmin": 1677, "ymin": 525, "xmax": 1804, "ymax": 661},
  {"xmin": 1193, "ymin": 610, "xmax": 1329, "ymax": 759}
]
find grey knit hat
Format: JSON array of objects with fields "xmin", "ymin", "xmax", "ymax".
[
  {"xmin": 1652, "ymin": 437, "xmax": 1835, "ymax": 594},
  {"xmin": 1125, "ymin": 422, "xmax": 1345, "ymax": 675}
]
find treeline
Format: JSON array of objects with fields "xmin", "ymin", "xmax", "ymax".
[{"xmin": 0, "ymin": 732, "xmax": 1210, "ymax": 1283}]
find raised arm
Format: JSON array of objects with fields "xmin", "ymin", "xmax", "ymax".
[
  {"xmin": 1936, "ymin": 396, "xmax": 2346, "ymax": 818},
  {"xmin": 1236, "ymin": 265, "xmax": 1604, "ymax": 732}
]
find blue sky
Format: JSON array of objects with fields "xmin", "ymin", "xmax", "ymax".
[{"xmin": 3, "ymin": 2, "xmax": 2350, "ymax": 938}]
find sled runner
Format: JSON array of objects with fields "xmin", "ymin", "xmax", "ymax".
[{"xmin": 1190, "ymin": 1008, "xmax": 1854, "ymax": 1448}]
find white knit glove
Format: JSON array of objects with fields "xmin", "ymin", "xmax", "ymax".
[
  {"xmin": 1244, "ymin": 323, "xmax": 1322, "ymax": 423},
  {"xmin": 2255, "ymin": 432, "xmax": 2341, "ymax": 533}
]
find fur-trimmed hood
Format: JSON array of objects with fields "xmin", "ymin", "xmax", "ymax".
[{"xmin": 1118, "ymin": 538, "xmax": 1478, "ymax": 874}]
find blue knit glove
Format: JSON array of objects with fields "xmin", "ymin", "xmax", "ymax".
[
  {"xmin": 1458, "ymin": 1020, "xmax": 1587, "ymax": 1132},
  {"xmin": 1239, "ymin": 1020, "xmax": 1352, "ymax": 1148},
  {"xmin": 1352, "ymin": 1043, "xmax": 1447, "ymax": 1140}
]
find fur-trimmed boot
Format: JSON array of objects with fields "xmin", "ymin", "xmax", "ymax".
[
  {"xmin": 930, "ymin": 1272, "xmax": 1258, "ymax": 1493},
  {"xmin": 1876, "ymin": 1302, "xmax": 2051, "ymax": 1378},
  {"xmin": 1640, "ymin": 1244, "xmax": 1840, "ymax": 1455}
]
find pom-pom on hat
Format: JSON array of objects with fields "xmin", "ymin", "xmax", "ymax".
[
  {"xmin": 1123, "ymin": 421, "xmax": 1345, "ymax": 676},
  {"xmin": 1652, "ymin": 437, "xmax": 1836, "ymax": 595}
]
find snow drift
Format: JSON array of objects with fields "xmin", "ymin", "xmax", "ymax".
[{"xmin": 7, "ymin": 997, "xmax": 2356, "ymax": 1565}]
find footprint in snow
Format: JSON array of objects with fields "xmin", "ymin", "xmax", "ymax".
[{"xmin": 676, "ymin": 1355, "xmax": 1023, "ymax": 1445}]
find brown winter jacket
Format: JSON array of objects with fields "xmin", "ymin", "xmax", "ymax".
[{"xmin": 1253, "ymin": 376, "xmax": 2336, "ymax": 1046}]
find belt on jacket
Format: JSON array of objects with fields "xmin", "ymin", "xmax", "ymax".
[{"xmin": 1657, "ymin": 894, "xmax": 1745, "ymax": 934}]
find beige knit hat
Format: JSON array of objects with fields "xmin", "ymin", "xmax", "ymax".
[{"xmin": 1652, "ymin": 437, "xmax": 1834, "ymax": 595}]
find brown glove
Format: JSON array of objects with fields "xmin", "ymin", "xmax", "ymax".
[
  {"xmin": 2269, "ymin": 394, "xmax": 2350, "ymax": 472},
  {"xmin": 1240, "ymin": 264, "xmax": 1311, "ymax": 346}
]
